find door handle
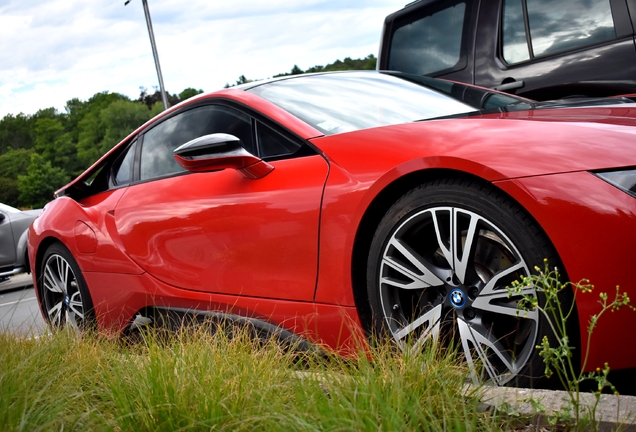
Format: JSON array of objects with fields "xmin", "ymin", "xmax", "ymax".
[{"xmin": 493, "ymin": 80, "xmax": 525, "ymax": 91}]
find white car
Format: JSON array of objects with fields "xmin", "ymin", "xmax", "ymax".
[{"xmin": 0, "ymin": 203, "xmax": 41, "ymax": 282}]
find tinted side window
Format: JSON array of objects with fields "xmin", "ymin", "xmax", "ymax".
[
  {"xmin": 388, "ymin": 2, "xmax": 467, "ymax": 75},
  {"xmin": 256, "ymin": 123, "xmax": 301, "ymax": 159},
  {"xmin": 112, "ymin": 140, "xmax": 136, "ymax": 186},
  {"xmin": 502, "ymin": 0, "xmax": 529, "ymax": 63},
  {"xmin": 502, "ymin": 0, "xmax": 616, "ymax": 64},
  {"xmin": 140, "ymin": 105, "xmax": 253, "ymax": 181}
]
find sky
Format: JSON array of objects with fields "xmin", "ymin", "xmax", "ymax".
[{"xmin": 0, "ymin": 0, "xmax": 408, "ymax": 118}]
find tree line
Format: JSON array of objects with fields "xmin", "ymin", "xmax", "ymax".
[
  {"xmin": 0, "ymin": 55, "xmax": 376, "ymax": 209},
  {"xmin": 226, "ymin": 54, "xmax": 376, "ymax": 87}
]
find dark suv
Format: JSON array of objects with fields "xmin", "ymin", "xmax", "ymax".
[{"xmin": 378, "ymin": 0, "xmax": 636, "ymax": 100}]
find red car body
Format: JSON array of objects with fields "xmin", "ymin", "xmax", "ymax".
[{"xmin": 28, "ymin": 72, "xmax": 636, "ymax": 382}]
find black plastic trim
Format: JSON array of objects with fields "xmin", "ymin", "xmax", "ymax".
[{"xmin": 134, "ymin": 306, "xmax": 325, "ymax": 354}]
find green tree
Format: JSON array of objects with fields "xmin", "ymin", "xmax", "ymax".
[
  {"xmin": 76, "ymin": 111, "xmax": 103, "ymax": 167},
  {"xmin": 76, "ymin": 98, "xmax": 151, "ymax": 167},
  {"xmin": 33, "ymin": 118, "xmax": 81, "ymax": 174},
  {"xmin": 32, "ymin": 107, "xmax": 57, "ymax": 120},
  {"xmin": 0, "ymin": 148, "xmax": 32, "ymax": 179},
  {"xmin": 65, "ymin": 94, "xmax": 121, "ymax": 142},
  {"xmin": 362, "ymin": 54, "xmax": 377, "ymax": 70},
  {"xmin": 139, "ymin": 87, "xmax": 180, "ymax": 110},
  {"xmin": 269, "ymin": 54, "xmax": 377, "ymax": 80},
  {"xmin": 0, "ymin": 177, "xmax": 19, "ymax": 206},
  {"xmin": 274, "ymin": 65, "xmax": 305, "ymax": 78},
  {"xmin": 0, "ymin": 149, "xmax": 34, "ymax": 206},
  {"xmin": 99, "ymin": 99, "xmax": 151, "ymax": 152},
  {"xmin": 149, "ymin": 102, "xmax": 164, "ymax": 118},
  {"xmin": 224, "ymin": 75, "xmax": 254, "ymax": 88},
  {"xmin": 0, "ymin": 113, "xmax": 36, "ymax": 154},
  {"xmin": 178, "ymin": 87, "xmax": 203, "ymax": 101},
  {"xmin": 18, "ymin": 153, "xmax": 69, "ymax": 208}
]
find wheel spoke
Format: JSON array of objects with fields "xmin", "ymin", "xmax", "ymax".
[
  {"xmin": 61, "ymin": 258, "xmax": 70, "ymax": 290},
  {"xmin": 472, "ymin": 262, "xmax": 537, "ymax": 319},
  {"xmin": 384, "ymin": 237, "xmax": 447, "ymax": 288},
  {"xmin": 66, "ymin": 309, "xmax": 81, "ymax": 332},
  {"xmin": 48, "ymin": 301, "xmax": 64, "ymax": 327},
  {"xmin": 458, "ymin": 319, "xmax": 517, "ymax": 385},
  {"xmin": 472, "ymin": 289, "xmax": 538, "ymax": 320},
  {"xmin": 43, "ymin": 264, "xmax": 63, "ymax": 294},
  {"xmin": 393, "ymin": 303, "xmax": 442, "ymax": 346},
  {"xmin": 452, "ymin": 209, "xmax": 480, "ymax": 285},
  {"xmin": 479, "ymin": 262, "xmax": 526, "ymax": 296},
  {"xmin": 68, "ymin": 291, "xmax": 84, "ymax": 319},
  {"xmin": 431, "ymin": 208, "xmax": 453, "ymax": 268},
  {"xmin": 381, "ymin": 257, "xmax": 437, "ymax": 290}
]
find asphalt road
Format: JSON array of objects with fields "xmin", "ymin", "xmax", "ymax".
[{"xmin": 0, "ymin": 273, "xmax": 45, "ymax": 336}]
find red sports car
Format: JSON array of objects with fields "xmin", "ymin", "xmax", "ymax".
[{"xmin": 28, "ymin": 71, "xmax": 636, "ymax": 386}]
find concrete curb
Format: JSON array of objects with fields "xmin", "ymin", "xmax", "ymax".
[{"xmin": 480, "ymin": 387, "xmax": 636, "ymax": 431}]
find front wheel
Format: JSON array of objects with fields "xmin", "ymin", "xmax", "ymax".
[
  {"xmin": 366, "ymin": 179, "xmax": 569, "ymax": 386},
  {"xmin": 39, "ymin": 243, "xmax": 95, "ymax": 331}
]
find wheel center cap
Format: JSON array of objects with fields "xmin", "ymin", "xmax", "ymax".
[
  {"xmin": 64, "ymin": 295, "xmax": 70, "ymax": 306},
  {"xmin": 449, "ymin": 288, "xmax": 466, "ymax": 308}
]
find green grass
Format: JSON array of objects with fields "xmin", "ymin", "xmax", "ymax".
[{"xmin": 0, "ymin": 324, "xmax": 510, "ymax": 431}]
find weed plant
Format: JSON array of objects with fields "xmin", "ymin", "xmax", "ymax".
[
  {"xmin": 508, "ymin": 260, "xmax": 634, "ymax": 430},
  {"xmin": 0, "ymin": 322, "xmax": 513, "ymax": 431}
]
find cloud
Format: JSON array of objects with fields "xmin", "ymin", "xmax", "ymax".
[{"xmin": 0, "ymin": 0, "xmax": 405, "ymax": 117}]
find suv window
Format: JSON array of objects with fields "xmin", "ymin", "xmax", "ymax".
[
  {"xmin": 502, "ymin": 0, "xmax": 616, "ymax": 64},
  {"xmin": 140, "ymin": 105, "xmax": 253, "ymax": 181},
  {"xmin": 388, "ymin": 1, "xmax": 468, "ymax": 75}
]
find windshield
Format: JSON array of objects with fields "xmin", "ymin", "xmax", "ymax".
[{"xmin": 247, "ymin": 72, "xmax": 478, "ymax": 135}]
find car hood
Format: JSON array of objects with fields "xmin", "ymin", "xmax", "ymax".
[{"xmin": 312, "ymin": 104, "xmax": 636, "ymax": 182}]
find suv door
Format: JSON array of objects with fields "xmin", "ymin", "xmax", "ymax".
[{"xmin": 474, "ymin": 0, "xmax": 636, "ymax": 100}]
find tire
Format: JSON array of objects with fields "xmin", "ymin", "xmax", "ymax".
[
  {"xmin": 366, "ymin": 178, "xmax": 570, "ymax": 387},
  {"xmin": 39, "ymin": 243, "xmax": 95, "ymax": 331}
]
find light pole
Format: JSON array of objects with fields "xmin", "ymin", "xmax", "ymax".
[{"xmin": 125, "ymin": 0, "xmax": 169, "ymax": 110}]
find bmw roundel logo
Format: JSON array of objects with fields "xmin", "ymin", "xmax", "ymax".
[{"xmin": 450, "ymin": 289, "xmax": 466, "ymax": 308}]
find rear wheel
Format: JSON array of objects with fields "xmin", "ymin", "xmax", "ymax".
[
  {"xmin": 366, "ymin": 178, "xmax": 571, "ymax": 386},
  {"xmin": 39, "ymin": 243, "xmax": 94, "ymax": 331}
]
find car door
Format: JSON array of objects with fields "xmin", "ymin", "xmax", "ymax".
[
  {"xmin": 474, "ymin": 0, "xmax": 636, "ymax": 99},
  {"xmin": 113, "ymin": 102, "xmax": 328, "ymax": 301}
]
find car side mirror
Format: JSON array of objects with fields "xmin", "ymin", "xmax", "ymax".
[
  {"xmin": 173, "ymin": 133, "xmax": 274, "ymax": 179},
  {"xmin": 0, "ymin": 213, "xmax": 5, "ymax": 222}
]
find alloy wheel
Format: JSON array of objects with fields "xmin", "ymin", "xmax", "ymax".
[
  {"xmin": 377, "ymin": 206, "xmax": 538, "ymax": 385},
  {"xmin": 42, "ymin": 252, "xmax": 87, "ymax": 331}
]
